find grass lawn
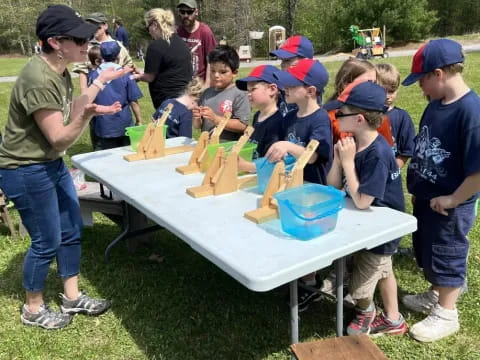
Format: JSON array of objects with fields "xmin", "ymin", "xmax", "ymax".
[{"xmin": 0, "ymin": 53, "xmax": 479, "ymax": 360}]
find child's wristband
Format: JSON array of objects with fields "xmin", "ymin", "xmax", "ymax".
[{"xmin": 92, "ymin": 79, "xmax": 105, "ymax": 91}]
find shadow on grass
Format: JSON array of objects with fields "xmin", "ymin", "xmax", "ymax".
[
  {"xmin": 3, "ymin": 217, "xmax": 424, "ymax": 359},
  {"xmin": 78, "ymin": 222, "xmax": 341, "ymax": 359}
]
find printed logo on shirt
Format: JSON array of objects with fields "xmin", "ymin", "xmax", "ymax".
[
  {"xmin": 410, "ymin": 125, "xmax": 451, "ymax": 183},
  {"xmin": 218, "ymin": 100, "xmax": 233, "ymax": 114},
  {"xmin": 287, "ymin": 131, "xmax": 305, "ymax": 147},
  {"xmin": 180, "ymin": 37, "xmax": 202, "ymax": 76}
]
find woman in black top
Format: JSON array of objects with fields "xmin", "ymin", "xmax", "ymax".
[{"xmin": 133, "ymin": 8, "xmax": 193, "ymax": 109}]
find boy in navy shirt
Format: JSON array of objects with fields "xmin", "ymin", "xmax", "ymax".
[
  {"xmin": 402, "ymin": 39, "xmax": 480, "ymax": 342},
  {"xmin": 152, "ymin": 77, "xmax": 203, "ymax": 138},
  {"xmin": 89, "ymin": 41, "xmax": 143, "ymax": 150},
  {"xmin": 376, "ymin": 63, "xmax": 416, "ymax": 169},
  {"xmin": 268, "ymin": 58, "xmax": 333, "ymax": 311},
  {"xmin": 235, "ymin": 65, "xmax": 283, "ymax": 169},
  {"xmin": 327, "ymin": 80, "xmax": 407, "ymax": 336}
]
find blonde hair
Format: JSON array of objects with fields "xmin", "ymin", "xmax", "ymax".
[
  {"xmin": 328, "ymin": 58, "xmax": 376, "ymax": 101},
  {"xmin": 144, "ymin": 8, "xmax": 175, "ymax": 43},
  {"xmin": 376, "ymin": 63, "xmax": 400, "ymax": 92},
  {"xmin": 442, "ymin": 62, "xmax": 464, "ymax": 75},
  {"xmin": 186, "ymin": 77, "xmax": 204, "ymax": 97}
]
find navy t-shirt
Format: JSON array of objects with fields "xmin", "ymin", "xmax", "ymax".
[
  {"xmin": 89, "ymin": 64, "xmax": 143, "ymax": 138},
  {"xmin": 250, "ymin": 110, "xmax": 283, "ymax": 159},
  {"xmin": 407, "ymin": 91, "xmax": 480, "ymax": 201},
  {"xmin": 153, "ymin": 99, "xmax": 192, "ymax": 138},
  {"xmin": 345, "ymin": 135, "xmax": 405, "ymax": 255},
  {"xmin": 280, "ymin": 108, "xmax": 333, "ymax": 184},
  {"xmin": 387, "ymin": 107, "xmax": 415, "ymax": 158}
]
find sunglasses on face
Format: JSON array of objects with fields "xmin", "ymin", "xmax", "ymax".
[
  {"xmin": 56, "ymin": 36, "xmax": 88, "ymax": 46},
  {"xmin": 178, "ymin": 9, "xmax": 195, "ymax": 15},
  {"xmin": 336, "ymin": 111, "xmax": 359, "ymax": 118}
]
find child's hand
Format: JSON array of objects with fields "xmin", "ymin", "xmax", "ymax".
[
  {"xmin": 192, "ymin": 106, "xmax": 201, "ymax": 121},
  {"xmin": 199, "ymin": 106, "xmax": 219, "ymax": 125},
  {"xmin": 266, "ymin": 141, "xmax": 290, "ymax": 162},
  {"xmin": 430, "ymin": 195, "xmax": 457, "ymax": 216},
  {"xmin": 337, "ymin": 137, "xmax": 356, "ymax": 166}
]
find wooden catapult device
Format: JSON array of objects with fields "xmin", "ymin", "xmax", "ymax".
[
  {"xmin": 123, "ymin": 103, "xmax": 195, "ymax": 162},
  {"xmin": 244, "ymin": 139, "xmax": 319, "ymax": 224},
  {"xmin": 175, "ymin": 113, "xmax": 231, "ymax": 175},
  {"xmin": 186, "ymin": 126, "xmax": 257, "ymax": 198}
]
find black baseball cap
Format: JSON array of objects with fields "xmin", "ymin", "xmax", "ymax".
[{"xmin": 36, "ymin": 5, "xmax": 96, "ymax": 40}]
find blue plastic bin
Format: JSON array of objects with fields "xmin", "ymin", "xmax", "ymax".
[
  {"xmin": 273, "ymin": 184, "xmax": 346, "ymax": 240},
  {"xmin": 254, "ymin": 155, "xmax": 296, "ymax": 193}
]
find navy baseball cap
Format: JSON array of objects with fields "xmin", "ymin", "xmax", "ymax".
[
  {"xmin": 329, "ymin": 80, "xmax": 387, "ymax": 112},
  {"xmin": 269, "ymin": 35, "xmax": 314, "ymax": 59},
  {"xmin": 273, "ymin": 58, "xmax": 328, "ymax": 94},
  {"xmin": 100, "ymin": 41, "xmax": 121, "ymax": 62},
  {"xmin": 236, "ymin": 65, "xmax": 283, "ymax": 91},
  {"xmin": 402, "ymin": 39, "xmax": 464, "ymax": 86},
  {"xmin": 36, "ymin": 5, "xmax": 96, "ymax": 40}
]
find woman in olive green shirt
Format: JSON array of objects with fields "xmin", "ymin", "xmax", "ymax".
[{"xmin": 0, "ymin": 5, "xmax": 131, "ymax": 329}]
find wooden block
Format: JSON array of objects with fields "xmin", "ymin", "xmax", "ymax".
[
  {"xmin": 164, "ymin": 144, "xmax": 196, "ymax": 156},
  {"xmin": 290, "ymin": 335, "xmax": 388, "ymax": 360},
  {"xmin": 186, "ymin": 185, "xmax": 214, "ymax": 198},
  {"xmin": 176, "ymin": 164, "xmax": 200, "ymax": 175},
  {"xmin": 244, "ymin": 207, "xmax": 278, "ymax": 224},
  {"xmin": 123, "ymin": 152, "xmax": 146, "ymax": 162}
]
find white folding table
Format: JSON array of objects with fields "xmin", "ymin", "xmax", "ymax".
[{"xmin": 72, "ymin": 137, "xmax": 417, "ymax": 345}]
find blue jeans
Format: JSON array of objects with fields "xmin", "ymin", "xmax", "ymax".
[{"xmin": 0, "ymin": 159, "xmax": 83, "ymax": 292}]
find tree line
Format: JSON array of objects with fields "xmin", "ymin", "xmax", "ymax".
[{"xmin": 1, "ymin": 0, "xmax": 479, "ymax": 56}]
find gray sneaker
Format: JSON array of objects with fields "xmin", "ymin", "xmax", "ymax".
[
  {"xmin": 60, "ymin": 291, "xmax": 111, "ymax": 316},
  {"xmin": 21, "ymin": 304, "xmax": 72, "ymax": 330},
  {"xmin": 402, "ymin": 289, "xmax": 439, "ymax": 315}
]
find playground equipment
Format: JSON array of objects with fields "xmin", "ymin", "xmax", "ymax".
[
  {"xmin": 268, "ymin": 25, "xmax": 286, "ymax": 59},
  {"xmin": 186, "ymin": 126, "xmax": 257, "ymax": 198},
  {"xmin": 244, "ymin": 139, "xmax": 319, "ymax": 224},
  {"xmin": 123, "ymin": 103, "xmax": 195, "ymax": 162},
  {"xmin": 349, "ymin": 25, "xmax": 388, "ymax": 60}
]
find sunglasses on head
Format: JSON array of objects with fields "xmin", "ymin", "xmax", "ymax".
[
  {"xmin": 178, "ymin": 9, "xmax": 195, "ymax": 15},
  {"xmin": 56, "ymin": 36, "xmax": 88, "ymax": 46},
  {"xmin": 336, "ymin": 111, "xmax": 359, "ymax": 118}
]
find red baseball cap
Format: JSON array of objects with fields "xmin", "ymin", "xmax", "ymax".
[{"xmin": 269, "ymin": 36, "xmax": 314, "ymax": 60}]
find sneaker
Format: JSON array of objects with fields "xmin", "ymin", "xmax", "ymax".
[
  {"xmin": 347, "ymin": 306, "xmax": 376, "ymax": 335},
  {"xmin": 297, "ymin": 285, "xmax": 322, "ymax": 312},
  {"xmin": 21, "ymin": 304, "xmax": 72, "ymax": 330},
  {"xmin": 402, "ymin": 289, "xmax": 439, "ymax": 314},
  {"xmin": 60, "ymin": 291, "xmax": 111, "ymax": 316},
  {"xmin": 409, "ymin": 304, "xmax": 459, "ymax": 342},
  {"xmin": 370, "ymin": 312, "xmax": 408, "ymax": 337}
]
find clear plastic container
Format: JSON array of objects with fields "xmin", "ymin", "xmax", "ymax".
[
  {"xmin": 273, "ymin": 184, "xmax": 346, "ymax": 240},
  {"xmin": 125, "ymin": 124, "xmax": 168, "ymax": 152},
  {"xmin": 254, "ymin": 155, "xmax": 296, "ymax": 193}
]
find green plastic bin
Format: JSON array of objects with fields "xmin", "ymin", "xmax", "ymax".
[
  {"xmin": 201, "ymin": 141, "xmax": 257, "ymax": 172},
  {"xmin": 125, "ymin": 124, "xmax": 168, "ymax": 152}
]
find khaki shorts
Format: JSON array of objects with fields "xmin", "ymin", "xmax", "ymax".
[{"xmin": 350, "ymin": 251, "xmax": 393, "ymax": 301}]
